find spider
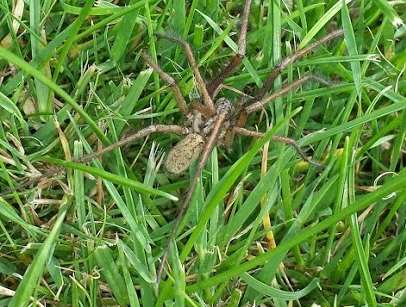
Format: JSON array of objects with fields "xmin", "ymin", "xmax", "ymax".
[{"xmin": 79, "ymin": 0, "xmax": 343, "ymax": 284}]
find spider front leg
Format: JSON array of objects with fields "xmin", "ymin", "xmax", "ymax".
[
  {"xmin": 141, "ymin": 52, "xmax": 189, "ymax": 115},
  {"xmin": 78, "ymin": 125, "xmax": 190, "ymax": 163},
  {"xmin": 226, "ymin": 74, "xmax": 328, "ymax": 149},
  {"xmin": 157, "ymin": 33, "xmax": 216, "ymax": 115},
  {"xmin": 207, "ymin": 0, "xmax": 252, "ymax": 97},
  {"xmin": 233, "ymin": 127, "xmax": 322, "ymax": 168},
  {"xmin": 235, "ymin": 74, "xmax": 332, "ymax": 167},
  {"xmin": 245, "ymin": 74, "xmax": 330, "ymax": 114},
  {"xmin": 253, "ymin": 29, "xmax": 343, "ymax": 100}
]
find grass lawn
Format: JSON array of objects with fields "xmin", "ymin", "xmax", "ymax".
[{"xmin": 1, "ymin": 0, "xmax": 406, "ymax": 306}]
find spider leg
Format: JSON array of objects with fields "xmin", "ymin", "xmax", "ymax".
[
  {"xmin": 233, "ymin": 127, "xmax": 322, "ymax": 167},
  {"xmin": 245, "ymin": 74, "xmax": 330, "ymax": 114},
  {"xmin": 207, "ymin": 0, "xmax": 252, "ymax": 96},
  {"xmin": 141, "ymin": 52, "xmax": 189, "ymax": 115},
  {"xmin": 253, "ymin": 29, "xmax": 344, "ymax": 100},
  {"xmin": 77, "ymin": 125, "xmax": 190, "ymax": 163},
  {"xmin": 157, "ymin": 33, "xmax": 216, "ymax": 115},
  {"xmin": 157, "ymin": 112, "xmax": 227, "ymax": 285}
]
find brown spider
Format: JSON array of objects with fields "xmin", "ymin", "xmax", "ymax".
[{"xmin": 79, "ymin": 0, "xmax": 343, "ymax": 284}]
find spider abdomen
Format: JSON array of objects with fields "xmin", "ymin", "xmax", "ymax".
[{"xmin": 164, "ymin": 133, "xmax": 205, "ymax": 174}]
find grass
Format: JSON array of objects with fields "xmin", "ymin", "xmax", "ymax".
[{"xmin": 0, "ymin": 0, "xmax": 405, "ymax": 306}]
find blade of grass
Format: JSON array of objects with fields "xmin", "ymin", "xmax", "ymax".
[
  {"xmin": 382, "ymin": 256, "xmax": 406, "ymax": 280},
  {"xmin": 118, "ymin": 241, "xmax": 141, "ymax": 307},
  {"xmin": 37, "ymin": 3, "xmax": 149, "ymax": 66},
  {"xmin": 186, "ymin": 168, "xmax": 406, "ymax": 292},
  {"xmin": 196, "ymin": 9, "xmax": 262, "ymax": 87},
  {"xmin": 299, "ymin": 0, "xmax": 352, "ymax": 48},
  {"xmin": 94, "ymin": 245, "xmax": 129, "ymax": 306},
  {"xmin": 60, "ymin": 0, "xmax": 153, "ymax": 15},
  {"xmin": 0, "ymin": 197, "xmax": 42, "ymax": 236},
  {"xmin": 52, "ymin": 0, "xmax": 95, "ymax": 83},
  {"xmin": 341, "ymin": 0, "xmax": 362, "ymax": 98},
  {"xmin": 344, "ymin": 136, "xmax": 377, "ymax": 306},
  {"xmin": 0, "ymin": 48, "xmax": 108, "ymax": 143},
  {"xmin": 41, "ymin": 157, "xmax": 178, "ymax": 201},
  {"xmin": 241, "ymin": 273, "xmax": 319, "ymax": 300},
  {"xmin": 219, "ymin": 157, "xmax": 286, "ymax": 245},
  {"xmin": 373, "ymin": 0, "xmax": 403, "ymax": 27},
  {"xmin": 0, "ymin": 91, "xmax": 28, "ymax": 136},
  {"xmin": 301, "ymin": 92, "xmax": 406, "ymax": 146},
  {"xmin": 119, "ymin": 240, "xmax": 155, "ymax": 283},
  {"xmin": 271, "ymin": 0, "xmax": 283, "ymax": 123},
  {"xmin": 9, "ymin": 198, "xmax": 70, "ymax": 307},
  {"xmin": 110, "ymin": 0, "xmax": 140, "ymax": 63},
  {"xmin": 173, "ymin": 0, "xmax": 185, "ymax": 36},
  {"xmin": 30, "ymin": 0, "xmax": 52, "ymax": 115},
  {"xmin": 115, "ymin": 68, "xmax": 152, "ymax": 135}
]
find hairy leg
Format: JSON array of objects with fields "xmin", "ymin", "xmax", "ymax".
[
  {"xmin": 233, "ymin": 127, "xmax": 322, "ymax": 167},
  {"xmin": 158, "ymin": 33, "xmax": 216, "ymax": 115},
  {"xmin": 253, "ymin": 29, "xmax": 344, "ymax": 100},
  {"xmin": 207, "ymin": 0, "xmax": 252, "ymax": 96},
  {"xmin": 77, "ymin": 125, "xmax": 190, "ymax": 163},
  {"xmin": 245, "ymin": 74, "xmax": 330, "ymax": 114},
  {"xmin": 141, "ymin": 52, "xmax": 189, "ymax": 115}
]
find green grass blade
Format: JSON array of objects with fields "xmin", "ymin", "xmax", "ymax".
[
  {"xmin": 42, "ymin": 157, "xmax": 178, "ymax": 201},
  {"xmin": 0, "ymin": 48, "xmax": 108, "ymax": 143},
  {"xmin": 344, "ymin": 137, "xmax": 377, "ymax": 306},
  {"xmin": 115, "ymin": 68, "xmax": 152, "ymax": 135},
  {"xmin": 299, "ymin": 0, "xmax": 352, "ymax": 48},
  {"xmin": 186, "ymin": 168, "xmax": 406, "ymax": 292},
  {"xmin": 241, "ymin": 273, "xmax": 319, "ymax": 300},
  {"xmin": 382, "ymin": 256, "xmax": 406, "ymax": 280},
  {"xmin": 373, "ymin": 0, "xmax": 403, "ymax": 27},
  {"xmin": 9, "ymin": 199, "xmax": 70, "ymax": 307},
  {"xmin": 60, "ymin": 0, "xmax": 153, "ymax": 15},
  {"xmin": 0, "ymin": 197, "xmax": 42, "ymax": 236},
  {"xmin": 0, "ymin": 91, "xmax": 27, "ymax": 131},
  {"xmin": 53, "ymin": 0, "xmax": 95, "ymax": 83},
  {"xmin": 118, "ymin": 241, "xmax": 141, "ymax": 307},
  {"xmin": 29, "ymin": 0, "xmax": 52, "ymax": 115},
  {"xmin": 94, "ymin": 245, "xmax": 129, "ymax": 306},
  {"xmin": 341, "ymin": 0, "xmax": 362, "ymax": 97},
  {"xmin": 301, "ymin": 99, "xmax": 406, "ymax": 146},
  {"xmin": 119, "ymin": 240, "xmax": 155, "ymax": 283},
  {"xmin": 110, "ymin": 0, "xmax": 141, "ymax": 63},
  {"xmin": 196, "ymin": 9, "xmax": 262, "ymax": 87}
]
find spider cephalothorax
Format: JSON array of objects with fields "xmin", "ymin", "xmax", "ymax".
[{"xmin": 189, "ymin": 97, "xmax": 234, "ymax": 137}]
